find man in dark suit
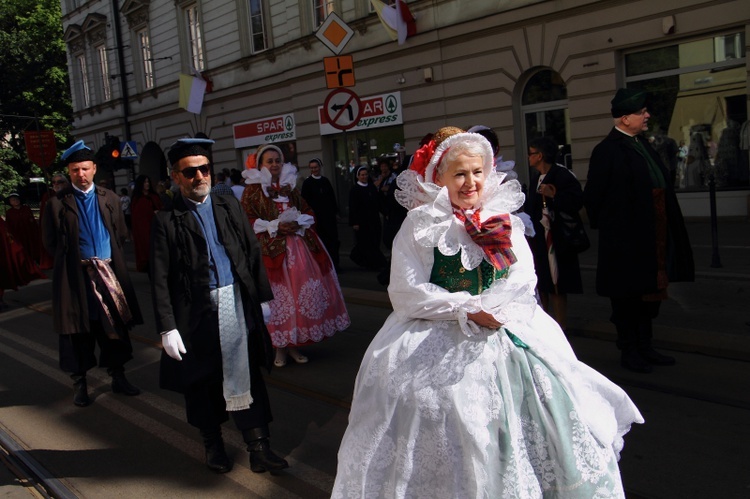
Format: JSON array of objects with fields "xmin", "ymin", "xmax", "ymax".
[
  {"xmin": 150, "ymin": 138, "xmax": 288, "ymax": 474},
  {"xmin": 584, "ymin": 88, "xmax": 694, "ymax": 373},
  {"xmin": 43, "ymin": 141, "xmax": 143, "ymax": 407}
]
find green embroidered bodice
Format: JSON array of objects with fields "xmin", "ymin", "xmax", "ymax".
[{"xmin": 429, "ymin": 249, "xmax": 509, "ymax": 295}]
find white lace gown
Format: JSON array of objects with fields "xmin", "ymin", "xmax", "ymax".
[{"xmin": 332, "ymin": 172, "xmax": 643, "ymax": 499}]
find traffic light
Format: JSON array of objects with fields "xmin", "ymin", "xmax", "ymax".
[{"xmin": 96, "ymin": 134, "xmax": 121, "ymax": 169}]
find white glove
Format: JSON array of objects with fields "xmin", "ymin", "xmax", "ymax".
[
  {"xmin": 161, "ymin": 329, "xmax": 187, "ymax": 361},
  {"xmin": 261, "ymin": 302, "xmax": 272, "ymax": 325}
]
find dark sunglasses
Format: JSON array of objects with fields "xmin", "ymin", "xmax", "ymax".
[{"xmin": 177, "ymin": 164, "xmax": 211, "ymax": 179}]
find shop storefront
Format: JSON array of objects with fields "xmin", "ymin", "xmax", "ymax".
[
  {"xmin": 233, "ymin": 112, "xmax": 299, "ymax": 170},
  {"xmin": 624, "ymin": 31, "xmax": 747, "ymax": 194},
  {"xmin": 318, "ymin": 91, "xmax": 404, "ymax": 215}
]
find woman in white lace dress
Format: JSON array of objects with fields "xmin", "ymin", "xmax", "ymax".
[{"xmin": 332, "ymin": 129, "xmax": 643, "ymax": 498}]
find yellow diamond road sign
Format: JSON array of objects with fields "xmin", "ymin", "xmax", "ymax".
[{"xmin": 316, "ymin": 12, "xmax": 354, "ymax": 55}]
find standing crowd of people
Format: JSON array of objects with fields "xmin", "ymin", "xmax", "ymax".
[{"xmin": 0, "ymin": 86, "xmax": 695, "ymax": 496}]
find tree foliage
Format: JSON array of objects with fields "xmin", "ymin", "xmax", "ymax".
[{"xmin": 0, "ymin": 0, "xmax": 72, "ymax": 201}]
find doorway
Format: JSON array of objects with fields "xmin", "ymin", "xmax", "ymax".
[{"xmin": 521, "ymin": 70, "xmax": 571, "ymax": 170}]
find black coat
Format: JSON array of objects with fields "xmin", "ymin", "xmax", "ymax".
[
  {"xmin": 150, "ymin": 193, "xmax": 274, "ymax": 392},
  {"xmin": 301, "ymin": 175, "xmax": 339, "ymax": 245},
  {"xmin": 584, "ymin": 127, "xmax": 694, "ymax": 297},
  {"xmin": 525, "ymin": 165, "xmax": 584, "ymax": 294},
  {"xmin": 348, "ymin": 182, "xmax": 386, "ymax": 269},
  {"xmin": 42, "ymin": 186, "xmax": 142, "ymax": 335}
]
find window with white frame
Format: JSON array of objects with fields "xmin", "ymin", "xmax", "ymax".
[
  {"xmin": 96, "ymin": 45, "xmax": 111, "ymax": 101},
  {"xmin": 77, "ymin": 54, "xmax": 91, "ymax": 108},
  {"xmin": 624, "ymin": 31, "xmax": 747, "ymax": 191},
  {"xmin": 249, "ymin": 0, "xmax": 267, "ymax": 52},
  {"xmin": 312, "ymin": 0, "xmax": 334, "ymax": 28},
  {"xmin": 137, "ymin": 28, "xmax": 155, "ymax": 89},
  {"xmin": 185, "ymin": 4, "xmax": 205, "ymax": 71}
]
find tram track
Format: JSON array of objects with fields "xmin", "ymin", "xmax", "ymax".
[{"xmin": 0, "ymin": 426, "xmax": 77, "ymax": 499}]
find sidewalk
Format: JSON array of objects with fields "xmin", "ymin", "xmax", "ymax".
[{"xmin": 334, "ymin": 217, "xmax": 750, "ymax": 361}]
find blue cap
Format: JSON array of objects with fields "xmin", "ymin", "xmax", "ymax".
[
  {"xmin": 167, "ymin": 137, "xmax": 215, "ymax": 166},
  {"xmin": 61, "ymin": 140, "xmax": 96, "ymax": 165}
]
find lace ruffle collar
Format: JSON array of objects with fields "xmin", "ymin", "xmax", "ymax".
[
  {"xmin": 396, "ymin": 169, "xmax": 526, "ymax": 270},
  {"xmin": 241, "ymin": 162, "xmax": 297, "ymax": 201}
]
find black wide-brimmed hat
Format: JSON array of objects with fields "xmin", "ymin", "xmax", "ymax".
[{"xmin": 611, "ymin": 88, "xmax": 648, "ymax": 118}]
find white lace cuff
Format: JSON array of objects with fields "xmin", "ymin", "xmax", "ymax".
[
  {"xmin": 295, "ymin": 213, "xmax": 315, "ymax": 235},
  {"xmin": 253, "ymin": 218, "xmax": 279, "ymax": 237}
]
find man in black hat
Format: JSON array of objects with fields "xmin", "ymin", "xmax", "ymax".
[
  {"xmin": 150, "ymin": 137, "xmax": 288, "ymax": 474},
  {"xmin": 42, "ymin": 140, "xmax": 143, "ymax": 406},
  {"xmin": 584, "ymin": 88, "xmax": 694, "ymax": 373}
]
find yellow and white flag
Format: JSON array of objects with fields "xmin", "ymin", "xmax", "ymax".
[
  {"xmin": 370, "ymin": 0, "xmax": 398, "ymax": 41},
  {"xmin": 178, "ymin": 73, "xmax": 207, "ymax": 114}
]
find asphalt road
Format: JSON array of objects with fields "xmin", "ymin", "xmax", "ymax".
[{"xmin": 0, "ymin": 217, "xmax": 748, "ymax": 498}]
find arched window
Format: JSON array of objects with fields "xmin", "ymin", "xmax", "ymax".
[{"xmin": 521, "ymin": 69, "xmax": 571, "ymax": 168}]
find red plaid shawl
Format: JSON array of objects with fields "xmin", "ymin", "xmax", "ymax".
[{"xmin": 455, "ymin": 209, "xmax": 517, "ymax": 271}]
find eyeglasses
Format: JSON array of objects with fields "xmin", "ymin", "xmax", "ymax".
[
  {"xmin": 528, "ymin": 151, "xmax": 540, "ymax": 157},
  {"xmin": 177, "ymin": 164, "xmax": 211, "ymax": 179}
]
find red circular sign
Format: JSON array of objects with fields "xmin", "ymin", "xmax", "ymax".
[{"xmin": 323, "ymin": 88, "xmax": 363, "ymax": 131}]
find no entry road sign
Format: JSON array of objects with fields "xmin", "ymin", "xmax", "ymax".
[{"xmin": 323, "ymin": 88, "xmax": 363, "ymax": 131}]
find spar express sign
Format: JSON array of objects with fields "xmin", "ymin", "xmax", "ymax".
[
  {"xmin": 233, "ymin": 113, "xmax": 296, "ymax": 148},
  {"xmin": 318, "ymin": 91, "xmax": 402, "ymax": 136}
]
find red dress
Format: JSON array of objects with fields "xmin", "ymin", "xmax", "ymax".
[
  {"xmin": 130, "ymin": 193, "xmax": 162, "ymax": 272},
  {"xmin": 5, "ymin": 205, "xmax": 41, "ymax": 262},
  {"xmin": 241, "ymin": 183, "xmax": 350, "ymax": 348},
  {"xmin": 0, "ymin": 217, "xmax": 44, "ymax": 291}
]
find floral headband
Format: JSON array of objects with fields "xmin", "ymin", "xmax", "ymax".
[{"xmin": 410, "ymin": 131, "xmax": 493, "ymax": 183}]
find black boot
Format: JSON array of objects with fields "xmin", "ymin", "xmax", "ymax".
[
  {"xmin": 200, "ymin": 428, "xmax": 233, "ymax": 473},
  {"xmin": 637, "ymin": 321, "xmax": 676, "ymax": 366},
  {"xmin": 621, "ymin": 348, "xmax": 653, "ymax": 373},
  {"xmin": 108, "ymin": 367, "xmax": 140, "ymax": 396},
  {"xmin": 243, "ymin": 427, "xmax": 289, "ymax": 473},
  {"xmin": 71, "ymin": 374, "xmax": 91, "ymax": 407}
]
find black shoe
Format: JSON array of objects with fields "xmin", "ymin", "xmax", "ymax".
[
  {"xmin": 248, "ymin": 439, "xmax": 289, "ymax": 473},
  {"xmin": 72, "ymin": 376, "xmax": 91, "ymax": 407},
  {"xmin": 621, "ymin": 350, "xmax": 653, "ymax": 373},
  {"xmin": 243, "ymin": 428, "xmax": 288, "ymax": 473},
  {"xmin": 200, "ymin": 429, "xmax": 233, "ymax": 473},
  {"xmin": 109, "ymin": 368, "xmax": 141, "ymax": 396},
  {"xmin": 638, "ymin": 347, "xmax": 676, "ymax": 366}
]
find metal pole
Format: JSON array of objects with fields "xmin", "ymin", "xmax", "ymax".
[
  {"xmin": 111, "ymin": 0, "xmax": 131, "ymax": 142},
  {"xmin": 708, "ymin": 173, "xmax": 722, "ymax": 268}
]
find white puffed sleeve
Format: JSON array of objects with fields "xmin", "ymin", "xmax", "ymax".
[{"xmin": 388, "ymin": 218, "xmax": 480, "ymax": 323}]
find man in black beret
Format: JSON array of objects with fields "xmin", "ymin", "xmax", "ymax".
[
  {"xmin": 584, "ymin": 89, "xmax": 694, "ymax": 373},
  {"xmin": 42, "ymin": 140, "xmax": 143, "ymax": 406},
  {"xmin": 151, "ymin": 138, "xmax": 288, "ymax": 474}
]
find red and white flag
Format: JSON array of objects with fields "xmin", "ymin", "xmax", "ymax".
[
  {"xmin": 395, "ymin": 0, "xmax": 416, "ymax": 45},
  {"xmin": 370, "ymin": 0, "xmax": 416, "ymax": 45}
]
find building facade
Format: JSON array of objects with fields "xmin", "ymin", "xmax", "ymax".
[{"xmin": 60, "ymin": 0, "xmax": 750, "ymax": 216}]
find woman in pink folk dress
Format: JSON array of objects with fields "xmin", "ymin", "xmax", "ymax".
[{"xmin": 240, "ymin": 144, "xmax": 350, "ymax": 367}]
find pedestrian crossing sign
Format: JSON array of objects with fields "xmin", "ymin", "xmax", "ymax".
[{"xmin": 120, "ymin": 141, "xmax": 138, "ymax": 159}]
